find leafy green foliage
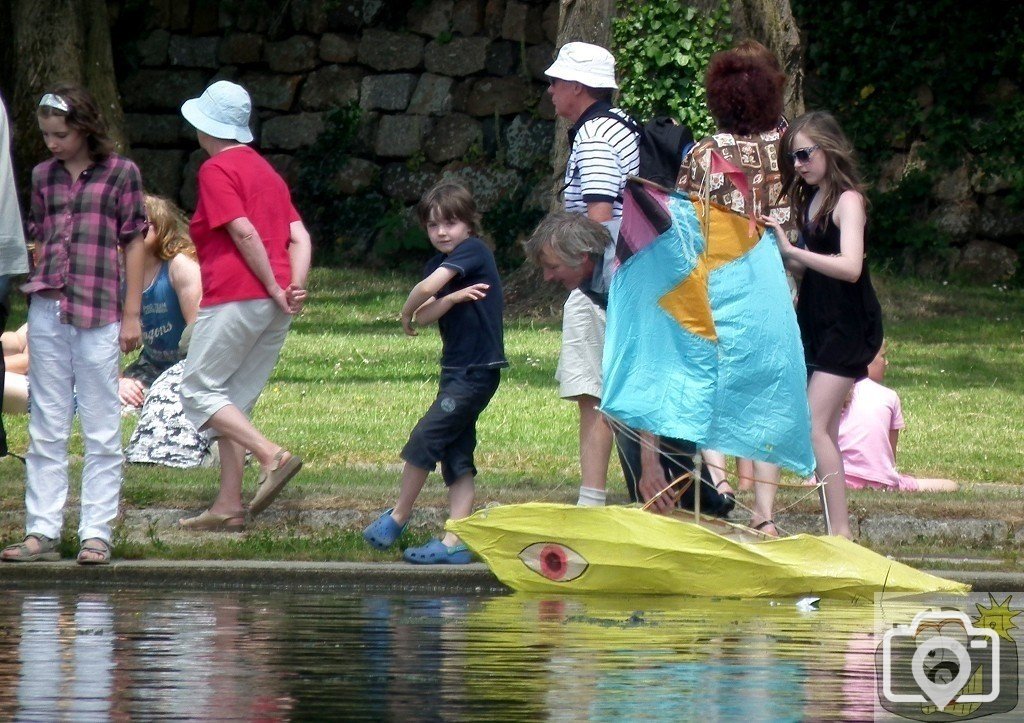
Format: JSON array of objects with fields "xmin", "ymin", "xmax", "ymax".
[
  {"xmin": 867, "ymin": 170, "xmax": 950, "ymax": 269},
  {"xmin": 792, "ymin": 0, "xmax": 1024, "ymax": 266},
  {"xmin": 483, "ymin": 188, "xmax": 546, "ymax": 269},
  {"xmin": 293, "ymin": 104, "xmax": 367, "ymax": 264},
  {"xmin": 612, "ymin": 1, "xmax": 732, "ymax": 136}
]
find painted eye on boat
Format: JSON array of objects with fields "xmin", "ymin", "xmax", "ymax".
[{"xmin": 518, "ymin": 542, "xmax": 589, "ymax": 582}]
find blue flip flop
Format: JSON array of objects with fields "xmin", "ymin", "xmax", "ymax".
[
  {"xmin": 363, "ymin": 508, "xmax": 408, "ymax": 550},
  {"xmin": 403, "ymin": 539, "xmax": 473, "ymax": 565}
]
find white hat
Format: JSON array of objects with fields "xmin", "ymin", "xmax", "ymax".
[
  {"xmin": 181, "ymin": 81, "xmax": 254, "ymax": 143},
  {"xmin": 544, "ymin": 42, "xmax": 618, "ymax": 90}
]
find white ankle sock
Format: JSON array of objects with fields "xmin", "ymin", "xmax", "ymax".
[{"xmin": 577, "ymin": 486, "xmax": 606, "ymax": 507}]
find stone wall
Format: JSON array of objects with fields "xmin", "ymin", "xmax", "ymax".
[
  {"xmin": 115, "ymin": 0, "xmax": 560, "ymax": 227},
  {"xmin": 876, "ymin": 119, "xmax": 1022, "ymax": 283}
]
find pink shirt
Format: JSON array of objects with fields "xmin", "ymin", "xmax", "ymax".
[
  {"xmin": 189, "ymin": 146, "xmax": 300, "ymax": 307},
  {"xmin": 838, "ymin": 378, "xmax": 905, "ymax": 487}
]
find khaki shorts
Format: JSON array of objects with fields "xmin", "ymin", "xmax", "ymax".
[
  {"xmin": 556, "ymin": 289, "xmax": 605, "ymax": 400},
  {"xmin": 180, "ymin": 298, "xmax": 292, "ymax": 432}
]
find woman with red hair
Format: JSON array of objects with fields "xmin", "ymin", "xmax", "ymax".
[{"xmin": 676, "ymin": 39, "xmax": 793, "ymax": 537}]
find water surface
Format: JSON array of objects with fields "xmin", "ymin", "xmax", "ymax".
[{"xmin": 0, "ymin": 588, "xmax": 908, "ymax": 721}]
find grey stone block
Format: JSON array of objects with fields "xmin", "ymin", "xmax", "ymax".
[
  {"xmin": 179, "ymin": 148, "xmax": 207, "ymax": 210},
  {"xmin": 380, "ymin": 163, "xmax": 440, "ymax": 202},
  {"xmin": 124, "ymin": 114, "xmax": 183, "ymax": 146},
  {"xmin": 407, "ymin": 0, "xmax": 454, "ymax": 37},
  {"xmin": 452, "ymin": 0, "xmax": 482, "ymax": 35},
  {"xmin": 424, "ymin": 113, "xmax": 481, "ymax": 163},
  {"xmin": 360, "ymin": 74, "xmax": 418, "ymax": 112},
  {"xmin": 358, "ymin": 29, "xmax": 424, "ymax": 71},
  {"xmin": 266, "ymin": 36, "xmax": 319, "ymax": 73},
  {"xmin": 320, "ymin": 33, "xmax": 358, "ymax": 63},
  {"xmin": 504, "ymin": 115, "xmax": 552, "ymax": 169},
  {"xmin": 218, "ymin": 33, "xmax": 265, "ymax": 65},
  {"xmin": 168, "ymin": 35, "xmax": 219, "ymax": 68},
  {"xmin": 952, "ymin": 239, "xmax": 1019, "ymax": 283},
  {"xmin": 424, "ymin": 37, "xmax": 490, "ymax": 76},
  {"xmin": 301, "ymin": 65, "xmax": 363, "ymax": 110},
  {"xmin": 136, "ymin": 29, "xmax": 170, "ymax": 66},
  {"xmin": 333, "ymin": 157, "xmax": 380, "ymax": 195},
  {"xmin": 408, "ymin": 74, "xmax": 453, "ymax": 116},
  {"xmin": 241, "ymin": 72, "xmax": 302, "ymax": 112},
  {"xmin": 464, "ymin": 76, "xmax": 531, "ymax": 116},
  {"xmin": 486, "ymin": 40, "xmax": 519, "ymax": 76},
  {"xmin": 121, "ymin": 69, "xmax": 208, "ymax": 112},
  {"xmin": 374, "ymin": 115, "xmax": 429, "ymax": 158},
  {"xmin": 262, "ymin": 112, "xmax": 326, "ymax": 151},
  {"xmin": 440, "ymin": 165, "xmax": 521, "ymax": 213},
  {"xmin": 130, "ymin": 148, "xmax": 186, "ymax": 200}
]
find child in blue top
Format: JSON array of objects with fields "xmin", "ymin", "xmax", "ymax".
[{"xmin": 363, "ymin": 181, "xmax": 507, "ymax": 564}]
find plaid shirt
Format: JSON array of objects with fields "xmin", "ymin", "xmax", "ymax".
[{"xmin": 23, "ymin": 153, "xmax": 147, "ymax": 328}]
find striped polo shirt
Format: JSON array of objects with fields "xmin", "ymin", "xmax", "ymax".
[{"xmin": 563, "ymin": 101, "xmax": 640, "ymax": 219}]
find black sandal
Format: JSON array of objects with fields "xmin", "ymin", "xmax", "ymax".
[
  {"xmin": 752, "ymin": 519, "xmax": 779, "ymax": 537},
  {"xmin": 715, "ymin": 481, "xmax": 736, "ymax": 515}
]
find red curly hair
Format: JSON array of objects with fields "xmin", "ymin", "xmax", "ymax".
[{"xmin": 705, "ymin": 40, "xmax": 786, "ymax": 135}]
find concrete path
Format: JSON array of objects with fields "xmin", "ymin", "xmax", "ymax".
[{"xmin": 2, "ymin": 558, "xmax": 1022, "ymax": 594}]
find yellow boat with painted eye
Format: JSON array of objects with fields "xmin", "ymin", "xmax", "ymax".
[{"xmin": 446, "ymin": 503, "xmax": 970, "ymax": 601}]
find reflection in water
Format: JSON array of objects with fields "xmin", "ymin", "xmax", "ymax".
[{"xmin": 0, "ymin": 587, "xmax": 924, "ymax": 720}]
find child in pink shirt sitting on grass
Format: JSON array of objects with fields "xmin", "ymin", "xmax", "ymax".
[{"xmin": 839, "ymin": 342, "xmax": 958, "ymax": 492}]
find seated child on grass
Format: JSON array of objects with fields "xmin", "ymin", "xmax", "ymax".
[
  {"xmin": 839, "ymin": 342, "xmax": 958, "ymax": 492},
  {"xmin": 362, "ymin": 181, "xmax": 507, "ymax": 565}
]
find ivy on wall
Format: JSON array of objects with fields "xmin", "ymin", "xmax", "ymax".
[
  {"xmin": 612, "ymin": 0, "xmax": 732, "ymax": 138},
  {"xmin": 792, "ymin": 0, "xmax": 1024, "ymax": 266}
]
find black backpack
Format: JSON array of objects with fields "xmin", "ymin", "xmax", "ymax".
[{"xmin": 593, "ymin": 112, "xmax": 695, "ymax": 189}]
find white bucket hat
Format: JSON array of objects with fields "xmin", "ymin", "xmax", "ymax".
[
  {"xmin": 181, "ymin": 81, "xmax": 254, "ymax": 143},
  {"xmin": 544, "ymin": 42, "xmax": 618, "ymax": 90}
]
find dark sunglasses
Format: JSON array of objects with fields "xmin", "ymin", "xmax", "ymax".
[{"xmin": 788, "ymin": 145, "xmax": 819, "ymax": 163}]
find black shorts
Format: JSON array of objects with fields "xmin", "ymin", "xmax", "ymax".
[
  {"xmin": 401, "ymin": 368, "xmax": 501, "ymax": 485},
  {"xmin": 614, "ymin": 431, "xmax": 733, "ymax": 517}
]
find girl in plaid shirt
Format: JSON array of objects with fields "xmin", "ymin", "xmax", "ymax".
[{"xmin": 1, "ymin": 84, "xmax": 147, "ymax": 565}]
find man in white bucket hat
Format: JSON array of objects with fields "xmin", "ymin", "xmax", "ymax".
[
  {"xmin": 540, "ymin": 42, "xmax": 640, "ymax": 508},
  {"xmin": 177, "ymin": 81, "xmax": 312, "ymax": 531}
]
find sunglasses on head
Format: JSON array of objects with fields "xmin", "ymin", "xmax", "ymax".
[{"xmin": 788, "ymin": 145, "xmax": 819, "ymax": 163}]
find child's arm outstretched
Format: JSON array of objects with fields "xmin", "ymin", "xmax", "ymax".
[
  {"xmin": 399, "ymin": 266, "xmax": 488, "ymax": 336},
  {"xmin": 763, "ymin": 190, "xmax": 867, "ymax": 282}
]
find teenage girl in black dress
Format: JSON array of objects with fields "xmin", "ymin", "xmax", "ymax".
[{"xmin": 763, "ymin": 111, "xmax": 883, "ymax": 538}]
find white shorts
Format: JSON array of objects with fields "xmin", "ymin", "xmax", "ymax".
[{"xmin": 556, "ymin": 289, "xmax": 605, "ymax": 400}]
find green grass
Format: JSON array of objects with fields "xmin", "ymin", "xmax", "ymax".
[{"xmin": 1, "ymin": 267, "xmax": 1021, "ymax": 560}]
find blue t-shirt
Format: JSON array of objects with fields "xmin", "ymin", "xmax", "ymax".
[
  {"xmin": 139, "ymin": 262, "xmax": 187, "ymax": 370},
  {"xmin": 424, "ymin": 237, "xmax": 508, "ymax": 370}
]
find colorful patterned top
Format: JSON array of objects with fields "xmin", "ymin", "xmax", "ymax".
[
  {"xmin": 676, "ymin": 130, "xmax": 796, "ymax": 241},
  {"xmin": 23, "ymin": 153, "xmax": 147, "ymax": 328}
]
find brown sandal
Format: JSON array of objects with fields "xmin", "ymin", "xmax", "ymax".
[
  {"xmin": 179, "ymin": 509, "xmax": 246, "ymax": 532},
  {"xmin": 249, "ymin": 449, "xmax": 302, "ymax": 516}
]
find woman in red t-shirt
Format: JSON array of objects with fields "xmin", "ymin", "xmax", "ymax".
[{"xmin": 177, "ymin": 81, "xmax": 312, "ymax": 532}]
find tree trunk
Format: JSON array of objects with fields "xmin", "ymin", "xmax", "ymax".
[
  {"xmin": 4, "ymin": 0, "xmax": 128, "ymax": 188},
  {"xmin": 732, "ymin": 0, "xmax": 805, "ymax": 119},
  {"xmin": 505, "ymin": 0, "xmax": 617, "ymax": 317},
  {"xmin": 548, "ymin": 0, "xmax": 618, "ymax": 213}
]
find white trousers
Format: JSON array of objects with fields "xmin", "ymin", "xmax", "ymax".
[{"xmin": 25, "ymin": 297, "xmax": 122, "ymax": 543}]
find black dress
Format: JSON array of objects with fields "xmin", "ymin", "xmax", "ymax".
[{"xmin": 796, "ymin": 214, "xmax": 883, "ymax": 379}]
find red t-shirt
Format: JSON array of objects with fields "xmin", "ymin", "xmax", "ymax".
[{"xmin": 190, "ymin": 146, "xmax": 300, "ymax": 307}]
